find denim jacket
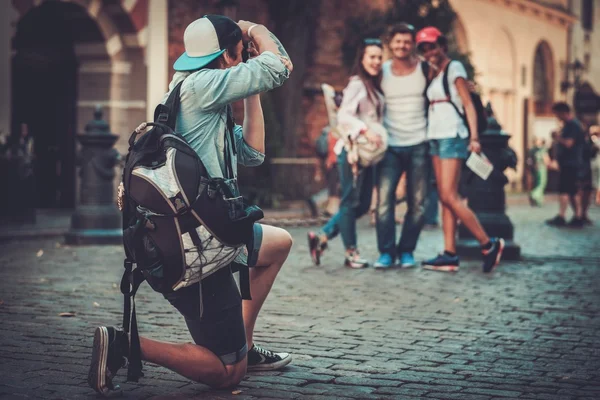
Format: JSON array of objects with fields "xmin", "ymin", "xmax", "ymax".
[
  {"xmin": 163, "ymin": 51, "xmax": 290, "ymax": 179},
  {"xmin": 334, "ymin": 76, "xmax": 384, "ymax": 155}
]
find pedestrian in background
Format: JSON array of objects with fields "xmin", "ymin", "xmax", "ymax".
[
  {"xmin": 417, "ymin": 26, "xmax": 504, "ymax": 273},
  {"xmin": 308, "ymin": 38, "xmax": 385, "ymax": 269},
  {"xmin": 527, "ymin": 136, "xmax": 550, "ymax": 207},
  {"xmin": 580, "ymin": 124, "xmax": 599, "ymax": 223},
  {"xmin": 546, "ymin": 102, "xmax": 586, "ymax": 227}
]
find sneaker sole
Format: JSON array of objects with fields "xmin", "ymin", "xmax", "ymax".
[
  {"xmin": 345, "ymin": 261, "xmax": 369, "ymax": 269},
  {"xmin": 422, "ymin": 264, "xmax": 459, "ymax": 272},
  {"xmin": 492, "ymin": 238, "xmax": 505, "ymax": 271},
  {"xmin": 247, "ymin": 354, "xmax": 292, "ymax": 372},
  {"xmin": 88, "ymin": 327, "xmax": 110, "ymax": 396}
]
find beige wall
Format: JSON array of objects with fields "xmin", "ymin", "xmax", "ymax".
[{"xmin": 450, "ymin": 0, "xmax": 571, "ymax": 189}]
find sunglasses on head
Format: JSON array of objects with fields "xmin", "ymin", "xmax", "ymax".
[{"xmin": 364, "ymin": 38, "xmax": 382, "ymax": 45}]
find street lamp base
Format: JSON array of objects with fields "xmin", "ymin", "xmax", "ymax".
[{"xmin": 456, "ymin": 238, "xmax": 521, "ymax": 261}]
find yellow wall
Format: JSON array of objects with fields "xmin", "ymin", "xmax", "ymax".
[{"xmin": 450, "ymin": 0, "xmax": 571, "ymax": 189}]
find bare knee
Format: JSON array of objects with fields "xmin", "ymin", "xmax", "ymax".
[
  {"xmin": 274, "ymin": 228, "xmax": 293, "ymax": 257},
  {"xmin": 205, "ymin": 362, "xmax": 246, "ymax": 389},
  {"xmin": 438, "ymin": 191, "xmax": 459, "ymax": 209}
]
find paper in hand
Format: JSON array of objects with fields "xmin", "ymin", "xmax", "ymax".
[{"xmin": 466, "ymin": 152, "xmax": 493, "ymax": 180}]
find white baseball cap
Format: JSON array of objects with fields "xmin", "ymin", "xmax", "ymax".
[{"xmin": 173, "ymin": 15, "xmax": 242, "ymax": 71}]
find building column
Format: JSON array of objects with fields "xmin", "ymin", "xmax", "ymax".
[
  {"xmin": 0, "ymin": 5, "xmax": 18, "ymax": 140},
  {"xmin": 146, "ymin": 0, "xmax": 168, "ymax": 121}
]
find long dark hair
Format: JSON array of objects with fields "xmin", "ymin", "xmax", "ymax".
[{"xmin": 351, "ymin": 39, "xmax": 383, "ymax": 110}]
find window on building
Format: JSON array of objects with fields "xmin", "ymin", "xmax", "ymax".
[
  {"xmin": 582, "ymin": 0, "xmax": 593, "ymax": 31},
  {"xmin": 533, "ymin": 42, "xmax": 554, "ymax": 116}
]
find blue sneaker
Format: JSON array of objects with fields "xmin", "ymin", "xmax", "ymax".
[
  {"xmin": 422, "ymin": 253, "xmax": 460, "ymax": 272},
  {"xmin": 374, "ymin": 253, "xmax": 394, "ymax": 269},
  {"xmin": 399, "ymin": 252, "xmax": 416, "ymax": 268}
]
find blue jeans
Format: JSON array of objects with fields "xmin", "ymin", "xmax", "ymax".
[
  {"xmin": 321, "ymin": 150, "xmax": 374, "ymax": 249},
  {"xmin": 375, "ymin": 143, "xmax": 429, "ymax": 257}
]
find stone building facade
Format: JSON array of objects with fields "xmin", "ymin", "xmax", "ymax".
[{"xmin": 0, "ymin": 0, "xmax": 592, "ymax": 207}]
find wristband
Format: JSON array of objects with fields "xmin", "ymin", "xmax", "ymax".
[{"xmin": 248, "ymin": 24, "xmax": 259, "ymax": 39}]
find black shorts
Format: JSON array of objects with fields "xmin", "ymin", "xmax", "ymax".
[
  {"xmin": 558, "ymin": 166, "xmax": 579, "ymax": 195},
  {"xmin": 163, "ymin": 224, "xmax": 263, "ymax": 365}
]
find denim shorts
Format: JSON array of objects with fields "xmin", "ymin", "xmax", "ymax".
[
  {"xmin": 163, "ymin": 223, "xmax": 263, "ymax": 365},
  {"xmin": 429, "ymin": 137, "xmax": 469, "ymax": 159}
]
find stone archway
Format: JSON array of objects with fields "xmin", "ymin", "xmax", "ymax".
[
  {"xmin": 532, "ymin": 40, "xmax": 555, "ymax": 116},
  {"xmin": 10, "ymin": 0, "xmax": 147, "ymax": 208}
]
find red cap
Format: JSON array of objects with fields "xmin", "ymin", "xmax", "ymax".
[{"xmin": 416, "ymin": 27, "xmax": 443, "ymax": 45}]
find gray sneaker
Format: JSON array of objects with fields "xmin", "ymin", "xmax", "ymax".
[{"xmin": 344, "ymin": 249, "xmax": 369, "ymax": 269}]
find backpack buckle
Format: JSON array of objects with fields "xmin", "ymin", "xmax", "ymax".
[{"xmin": 157, "ymin": 113, "xmax": 169, "ymax": 122}]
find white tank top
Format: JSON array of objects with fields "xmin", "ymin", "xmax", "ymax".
[{"xmin": 381, "ymin": 60, "xmax": 427, "ymax": 147}]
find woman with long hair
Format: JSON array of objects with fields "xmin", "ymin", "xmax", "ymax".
[
  {"xmin": 416, "ymin": 27, "xmax": 504, "ymax": 273},
  {"xmin": 307, "ymin": 38, "xmax": 385, "ymax": 268}
]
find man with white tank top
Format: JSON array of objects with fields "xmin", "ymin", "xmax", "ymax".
[{"xmin": 374, "ymin": 23, "xmax": 430, "ymax": 269}]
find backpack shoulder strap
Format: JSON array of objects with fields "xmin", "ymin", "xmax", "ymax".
[
  {"xmin": 442, "ymin": 60, "xmax": 465, "ymax": 118},
  {"xmin": 224, "ymin": 105, "xmax": 237, "ymax": 180},
  {"xmin": 442, "ymin": 61, "xmax": 452, "ymax": 100},
  {"xmin": 154, "ymin": 81, "xmax": 184, "ymax": 130},
  {"xmin": 421, "ymin": 61, "xmax": 431, "ymax": 85}
]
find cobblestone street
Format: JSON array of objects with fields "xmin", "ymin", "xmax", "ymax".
[{"xmin": 1, "ymin": 201, "xmax": 599, "ymax": 400}]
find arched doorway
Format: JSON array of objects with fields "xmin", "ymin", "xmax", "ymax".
[
  {"xmin": 531, "ymin": 40, "xmax": 558, "ymax": 191},
  {"xmin": 12, "ymin": 1, "xmax": 106, "ymax": 208},
  {"xmin": 532, "ymin": 41, "xmax": 555, "ymax": 116}
]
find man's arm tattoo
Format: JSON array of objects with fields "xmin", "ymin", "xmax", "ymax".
[{"xmin": 268, "ymin": 32, "xmax": 290, "ymax": 59}]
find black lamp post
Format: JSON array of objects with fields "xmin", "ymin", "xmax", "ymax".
[
  {"xmin": 456, "ymin": 103, "xmax": 521, "ymax": 260},
  {"xmin": 560, "ymin": 59, "xmax": 585, "ymax": 93},
  {"xmin": 65, "ymin": 107, "xmax": 122, "ymax": 244}
]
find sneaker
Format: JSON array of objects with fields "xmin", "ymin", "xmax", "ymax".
[
  {"xmin": 482, "ymin": 237, "xmax": 505, "ymax": 273},
  {"xmin": 399, "ymin": 252, "xmax": 416, "ymax": 268},
  {"xmin": 568, "ymin": 217, "xmax": 585, "ymax": 228},
  {"xmin": 307, "ymin": 231, "xmax": 327, "ymax": 265},
  {"xmin": 374, "ymin": 253, "xmax": 394, "ymax": 269},
  {"xmin": 546, "ymin": 215, "xmax": 566, "ymax": 226},
  {"xmin": 247, "ymin": 344, "xmax": 292, "ymax": 371},
  {"xmin": 582, "ymin": 216, "xmax": 593, "ymax": 225},
  {"xmin": 422, "ymin": 253, "xmax": 460, "ymax": 272},
  {"xmin": 344, "ymin": 249, "xmax": 369, "ymax": 269},
  {"xmin": 88, "ymin": 326, "xmax": 129, "ymax": 397}
]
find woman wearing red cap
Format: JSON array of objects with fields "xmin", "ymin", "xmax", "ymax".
[{"xmin": 416, "ymin": 27, "xmax": 504, "ymax": 273}]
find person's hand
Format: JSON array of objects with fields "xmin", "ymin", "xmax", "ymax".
[
  {"xmin": 247, "ymin": 41, "xmax": 259, "ymax": 58},
  {"xmin": 468, "ymin": 138, "xmax": 481, "ymax": 154},
  {"xmin": 237, "ymin": 20, "xmax": 260, "ymax": 42},
  {"xmin": 364, "ymin": 130, "xmax": 383, "ymax": 148}
]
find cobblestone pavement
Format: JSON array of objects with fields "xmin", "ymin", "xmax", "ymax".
[{"xmin": 1, "ymin": 202, "xmax": 599, "ymax": 400}]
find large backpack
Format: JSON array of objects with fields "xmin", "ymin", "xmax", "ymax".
[
  {"xmin": 441, "ymin": 61, "xmax": 488, "ymax": 136},
  {"xmin": 119, "ymin": 80, "xmax": 262, "ymax": 381}
]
